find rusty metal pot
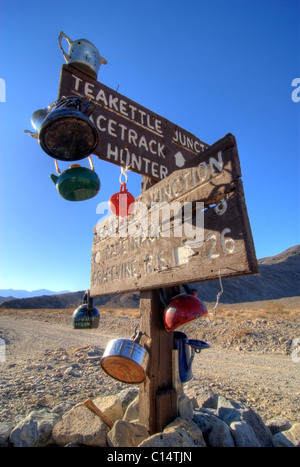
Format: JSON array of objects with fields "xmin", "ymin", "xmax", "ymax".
[{"xmin": 100, "ymin": 330, "xmax": 149, "ymax": 384}]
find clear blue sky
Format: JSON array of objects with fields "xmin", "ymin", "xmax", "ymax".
[{"xmin": 0, "ymin": 0, "xmax": 299, "ymax": 292}]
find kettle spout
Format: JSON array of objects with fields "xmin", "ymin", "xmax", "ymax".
[
  {"xmin": 24, "ymin": 129, "xmax": 38, "ymax": 139},
  {"xmin": 50, "ymin": 174, "xmax": 59, "ymax": 185}
]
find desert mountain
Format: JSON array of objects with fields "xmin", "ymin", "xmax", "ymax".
[
  {"xmin": 0, "ymin": 289, "xmax": 70, "ymax": 299},
  {"xmin": 0, "ymin": 245, "xmax": 299, "ymax": 309}
]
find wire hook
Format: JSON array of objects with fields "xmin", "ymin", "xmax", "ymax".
[
  {"xmin": 119, "ymin": 163, "xmax": 131, "ymax": 184},
  {"xmin": 208, "ymin": 266, "xmax": 241, "ymax": 318}
]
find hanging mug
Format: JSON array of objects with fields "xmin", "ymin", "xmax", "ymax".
[{"xmin": 58, "ymin": 31, "xmax": 107, "ymax": 79}]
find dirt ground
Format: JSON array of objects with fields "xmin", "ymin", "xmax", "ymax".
[{"xmin": 0, "ymin": 298, "xmax": 299, "ymax": 426}]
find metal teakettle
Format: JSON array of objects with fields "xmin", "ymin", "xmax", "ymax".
[
  {"xmin": 50, "ymin": 157, "xmax": 100, "ymax": 202},
  {"xmin": 39, "ymin": 96, "xmax": 99, "ymax": 161},
  {"xmin": 160, "ymin": 284, "xmax": 208, "ymax": 332},
  {"xmin": 174, "ymin": 331, "xmax": 210, "ymax": 383},
  {"xmin": 72, "ymin": 290, "xmax": 100, "ymax": 329},
  {"xmin": 24, "ymin": 102, "xmax": 55, "ymax": 139},
  {"xmin": 58, "ymin": 31, "xmax": 107, "ymax": 79}
]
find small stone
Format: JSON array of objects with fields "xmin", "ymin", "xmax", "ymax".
[
  {"xmin": 123, "ymin": 397, "xmax": 139, "ymax": 422},
  {"xmin": 107, "ymin": 420, "xmax": 149, "ymax": 447},
  {"xmin": 178, "ymin": 394, "xmax": 194, "ymax": 420},
  {"xmin": 0, "ymin": 422, "xmax": 13, "ymax": 446},
  {"xmin": 266, "ymin": 417, "xmax": 291, "ymax": 435}
]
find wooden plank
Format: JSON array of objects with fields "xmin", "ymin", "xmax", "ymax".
[
  {"xmin": 138, "ymin": 289, "xmax": 177, "ymax": 434},
  {"xmin": 155, "ymin": 388, "xmax": 178, "ymax": 432},
  {"xmin": 58, "ymin": 64, "xmax": 209, "ymax": 180},
  {"xmin": 91, "ymin": 185, "xmax": 257, "ymax": 296},
  {"xmin": 90, "ymin": 135, "xmax": 258, "ymax": 297}
]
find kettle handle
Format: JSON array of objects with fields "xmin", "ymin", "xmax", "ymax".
[
  {"xmin": 54, "ymin": 160, "xmax": 61, "ymax": 174},
  {"xmin": 130, "ymin": 325, "xmax": 143, "ymax": 343},
  {"xmin": 82, "ymin": 100, "xmax": 96, "ymax": 117},
  {"xmin": 88, "ymin": 156, "xmax": 95, "ymax": 171},
  {"xmin": 58, "ymin": 31, "xmax": 72, "ymax": 62},
  {"xmin": 184, "ymin": 339, "xmax": 210, "ymax": 353},
  {"xmin": 54, "ymin": 157, "xmax": 94, "ymax": 173},
  {"xmin": 83, "ymin": 289, "xmax": 94, "ymax": 309}
]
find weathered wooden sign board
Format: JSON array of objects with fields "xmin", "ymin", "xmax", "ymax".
[
  {"xmin": 58, "ymin": 64, "xmax": 209, "ymax": 180},
  {"xmin": 90, "ymin": 133, "xmax": 258, "ymax": 297}
]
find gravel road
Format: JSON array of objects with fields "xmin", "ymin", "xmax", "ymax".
[{"xmin": 1, "ymin": 310, "xmax": 299, "ymax": 426}]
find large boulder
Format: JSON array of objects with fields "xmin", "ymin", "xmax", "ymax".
[
  {"xmin": 139, "ymin": 417, "xmax": 206, "ymax": 447},
  {"xmin": 272, "ymin": 423, "xmax": 300, "ymax": 447},
  {"xmin": 10, "ymin": 408, "xmax": 60, "ymax": 447},
  {"xmin": 216, "ymin": 395, "xmax": 273, "ymax": 447},
  {"xmin": 230, "ymin": 421, "xmax": 261, "ymax": 447},
  {"xmin": 93, "ymin": 394, "xmax": 124, "ymax": 424},
  {"xmin": 193, "ymin": 408, "xmax": 234, "ymax": 447},
  {"xmin": 52, "ymin": 404, "xmax": 108, "ymax": 447}
]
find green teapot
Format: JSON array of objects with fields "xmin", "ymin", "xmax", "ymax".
[{"xmin": 50, "ymin": 157, "xmax": 100, "ymax": 202}]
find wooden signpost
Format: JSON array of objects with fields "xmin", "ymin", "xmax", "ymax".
[
  {"xmin": 57, "ymin": 65, "xmax": 258, "ymax": 434},
  {"xmin": 58, "ymin": 65, "xmax": 209, "ymax": 180}
]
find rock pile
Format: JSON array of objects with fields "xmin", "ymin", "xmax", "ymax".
[{"xmin": 1, "ymin": 388, "xmax": 299, "ymax": 448}]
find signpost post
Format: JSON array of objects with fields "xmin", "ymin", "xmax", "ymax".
[{"xmin": 57, "ymin": 65, "xmax": 258, "ymax": 434}]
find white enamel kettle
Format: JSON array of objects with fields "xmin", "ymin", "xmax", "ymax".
[{"xmin": 58, "ymin": 31, "xmax": 107, "ymax": 79}]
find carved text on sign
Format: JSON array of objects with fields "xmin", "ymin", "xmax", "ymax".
[
  {"xmin": 90, "ymin": 134, "xmax": 258, "ymax": 296},
  {"xmin": 58, "ymin": 65, "xmax": 209, "ymax": 179}
]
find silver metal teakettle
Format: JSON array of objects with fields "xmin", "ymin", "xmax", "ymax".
[
  {"xmin": 24, "ymin": 103, "xmax": 55, "ymax": 139},
  {"xmin": 58, "ymin": 31, "xmax": 107, "ymax": 79}
]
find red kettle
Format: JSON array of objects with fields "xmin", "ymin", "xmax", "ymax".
[
  {"xmin": 160, "ymin": 285, "xmax": 208, "ymax": 332},
  {"xmin": 109, "ymin": 182, "xmax": 135, "ymax": 219}
]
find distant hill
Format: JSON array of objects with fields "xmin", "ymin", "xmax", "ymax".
[
  {"xmin": 0, "ymin": 290, "xmax": 111, "ymax": 310},
  {"xmin": 0, "ymin": 288, "xmax": 70, "ymax": 299},
  {"xmin": 0, "ymin": 245, "xmax": 299, "ymax": 309},
  {"xmin": 0, "ymin": 296, "xmax": 15, "ymax": 305}
]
